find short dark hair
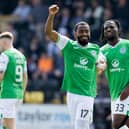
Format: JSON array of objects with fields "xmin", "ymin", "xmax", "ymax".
[
  {"xmin": 100, "ymin": 19, "xmax": 121, "ymax": 42},
  {"xmin": 74, "ymin": 21, "xmax": 89, "ymax": 32}
]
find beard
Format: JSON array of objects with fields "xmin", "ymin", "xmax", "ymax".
[
  {"xmin": 106, "ymin": 36, "xmax": 116, "ymax": 41},
  {"xmin": 77, "ymin": 36, "xmax": 89, "ymax": 46}
]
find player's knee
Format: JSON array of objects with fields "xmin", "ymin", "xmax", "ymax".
[
  {"xmin": 75, "ymin": 119, "xmax": 90, "ymax": 129},
  {"xmin": 113, "ymin": 121, "xmax": 123, "ymax": 129}
]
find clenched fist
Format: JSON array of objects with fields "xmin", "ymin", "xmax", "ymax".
[{"xmin": 49, "ymin": 5, "xmax": 59, "ymax": 15}]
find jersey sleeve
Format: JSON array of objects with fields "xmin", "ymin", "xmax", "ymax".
[
  {"xmin": 56, "ymin": 34, "xmax": 70, "ymax": 50},
  {"xmin": 0, "ymin": 53, "xmax": 9, "ymax": 72}
]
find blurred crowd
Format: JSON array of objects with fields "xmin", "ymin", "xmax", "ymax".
[{"xmin": 0, "ymin": 0, "xmax": 129, "ymax": 128}]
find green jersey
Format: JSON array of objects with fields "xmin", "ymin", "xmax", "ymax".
[
  {"xmin": 57, "ymin": 35, "xmax": 100, "ymax": 97},
  {"xmin": 101, "ymin": 39, "xmax": 129, "ymax": 100},
  {"xmin": 0, "ymin": 48, "xmax": 27, "ymax": 99}
]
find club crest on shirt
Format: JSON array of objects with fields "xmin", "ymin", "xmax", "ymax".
[
  {"xmin": 111, "ymin": 59, "xmax": 119, "ymax": 67},
  {"xmin": 91, "ymin": 50, "xmax": 97, "ymax": 57},
  {"xmin": 120, "ymin": 47, "xmax": 126, "ymax": 54},
  {"xmin": 80, "ymin": 57, "xmax": 88, "ymax": 65}
]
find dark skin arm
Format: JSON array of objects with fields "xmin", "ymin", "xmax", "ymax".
[
  {"xmin": 45, "ymin": 4, "xmax": 59, "ymax": 42},
  {"xmin": 120, "ymin": 84, "xmax": 129, "ymax": 101}
]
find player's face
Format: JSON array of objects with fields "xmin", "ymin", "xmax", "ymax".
[
  {"xmin": 104, "ymin": 21, "xmax": 119, "ymax": 41},
  {"xmin": 75, "ymin": 24, "xmax": 90, "ymax": 46}
]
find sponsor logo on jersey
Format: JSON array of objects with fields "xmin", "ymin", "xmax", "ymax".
[
  {"xmin": 74, "ymin": 57, "xmax": 90, "ymax": 70},
  {"xmin": 80, "ymin": 57, "xmax": 88, "ymax": 65},
  {"xmin": 110, "ymin": 59, "xmax": 125, "ymax": 72},
  {"xmin": 120, "ymin": 47, "xmax": 126, "ymax": 54},
  {"xmin": 111, "ymin": 59, "xmax": 119, "ymax": 67}
]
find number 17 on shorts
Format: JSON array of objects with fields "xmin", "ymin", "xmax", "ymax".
[{"xmin": 76, "ymin": 103, "xmax": 93, "ymax": 123}]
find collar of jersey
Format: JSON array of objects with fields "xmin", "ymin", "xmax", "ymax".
[
  {"xmin": 108, "ymin": 38, "xmax": 122, "ymax": 48},
  {"xmin": 75, "ymin": 41, "xmax": 89, "ymax": 48}
]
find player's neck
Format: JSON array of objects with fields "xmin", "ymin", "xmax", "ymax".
[
  {"xmin": 108, "ymin": 38, "xmax": 120, "ymax": 46},
  {"xmin": 77, "ymin": 42, "xmax": 88, "ymax": 48},
  {"xmin": 5, "ymin": 45, "xmax": 13, "ymax": 50}
]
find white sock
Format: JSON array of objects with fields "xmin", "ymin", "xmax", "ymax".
[{"xmin": 120, "ymin": 125, "xmax": 129, "ymax": 129}]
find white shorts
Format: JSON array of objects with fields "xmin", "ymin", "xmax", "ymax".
[
  {"xmin": 111, "ymin": 96, "xmax": 129, "ymax": 116},
  {"xmin": 0, "ymin": 99, "xmax": 22, "ymax": 118},
  {"xmin": 67, "ymin": 92, "xmax": 94, "ymax": 125}
]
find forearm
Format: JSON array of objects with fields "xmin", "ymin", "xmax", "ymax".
[
  {"xmin": 97, "ymin": 68, "xmax": 103, "ymax": 75},
  {"xmin": 45, "ymin": 5, "xmax": 59, "ymax": 42},
  {"xmin": 45, "ymin": 14, "xmax": 55, "ymax": 35},
  {"xmin": 120, "ymin": 84, "xmax": 129, "ymax": 100},
  {"xmin": 45, "ymin": 14, "xmax": 58, "ymax": 42}
]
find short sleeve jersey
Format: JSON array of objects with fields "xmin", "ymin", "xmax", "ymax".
[
  {"xmin": 0, "ymin": 48, "xmax": 27, "ymax": 99},
  {"xmin": 56, "ymin": 35, "xmax": 100, "ymax": 97},
  {"xmin": 101, "ymin": 39, "xmax": 129, "ymax": 100}
]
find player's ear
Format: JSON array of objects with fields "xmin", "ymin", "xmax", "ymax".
[
  {"xmin": 73, "ymin": 30, "xmax": 77, "ymax": 39},
  {"xmin": 118, "ymin": 30, "xmax": 121, "ymax": 37}
]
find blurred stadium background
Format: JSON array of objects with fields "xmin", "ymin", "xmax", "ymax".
[{"xmin": 0, "ymin": 0, "xmax": 129, "ymax": 128}]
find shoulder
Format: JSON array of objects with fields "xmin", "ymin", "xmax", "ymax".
[
  {"xmin": 56, "ymin": 34, "xmax": 72, "ymax": 50},
  {"xmin": 0, "ymin": 53, "xmax": 9, "ymax": 63},
  {"xmin": 88, "ymin": 42, "xmax": 99, "ymax": 48},
  {"xmin": 88, "ymin": 43, "xmax": 100, "ymax": 52},
  {"xmin": 100, "ymin": 43, "xmax": 109, "ymax": 51},
  {"xmin": 11, "ymin": 48, "xmax": 26, "ymax": 60},
  {"xmin": 120, "ymin": 38, "xmax": 129, "ymax": 44}
]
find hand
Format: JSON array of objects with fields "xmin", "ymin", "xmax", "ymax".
[
  {"xmin": 49, "ymin": 4, "xmax": 59, "ymax": 15},
  {"xmin": 120, "ymin": 85, "xmax": 129, "ymax": 101},
  {"xmin": 96, "ymin": 52, "xmax": 107, "ymax": 72},
  {"xmin": 96, "ymin": 59, "xmax": 107, "ymax": 71}
]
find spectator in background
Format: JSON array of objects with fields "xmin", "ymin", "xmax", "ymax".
[
  {"xmin": 29, "ymin": 0, "xmax": 48, "ymax": 44},
  {"xmin": 70, "ymin": 8, "xmax": 85, "ymax": 31},
  {"xmin": 73, "ymin": 0, "xmax": 85, "ymax": 11},
  {"xmin": 28, "ymin": 36, "xmax": 42, "ymax": 57},
  {"xmin": 59, "ymin": 8, "xmax": 70, "ymax": 28},
  {"xmin": 84, "ymin": 0, "xmax": 103, "ymax": 28},
  {"xmin": 104, "ymin": 0, "xmax": 114, "ymax": 12},
  {"xmin": 38, "ymin": 52, "xmax": 59, "ymax": 102},
  {"xmin": 27, "ymin": 36, "xmax": 42, "ymax": 79},
  {"xmin": 1, "ymin": 22, "xmax": 17, "ymax": 40},
  {"xmin": 115, "ymin": 0, "xmax": 129, "ymax": 33},
  {"xmin": 57, "ymin": 7, "xmax": 71, "ymax": 34},
  {"xmin": 102, "ymin": 9, "xmax": 113, "ymax": 22},
  {"xmin": 102, "ymin": 0, "xmax": 114, "ymax": 22},
  {"xmin": 84, "ymin": 0, "xmax": 104, "ymax": 41},
  {"xmin": 27, "ymin": 54, "xmax": 37, "ymax": 79},
  {"xmin": 38, "ymin": 52, "xmax": 53, "ymax": 80},
  {"xmin": 46, "ymin": 40, "xmax": 60, "ymax": 57},
  {"xmin": 12, "ymin": 0, "xmax": 31, "ymax": 22},
  {"xmin": 29, "ymin": 0, "xmax": 48, "ymax": 24}
]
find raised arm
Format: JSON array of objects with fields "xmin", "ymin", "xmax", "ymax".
[{"xmin": 45, "ymin": 5, "xmax": 59, "ymax": 42}]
